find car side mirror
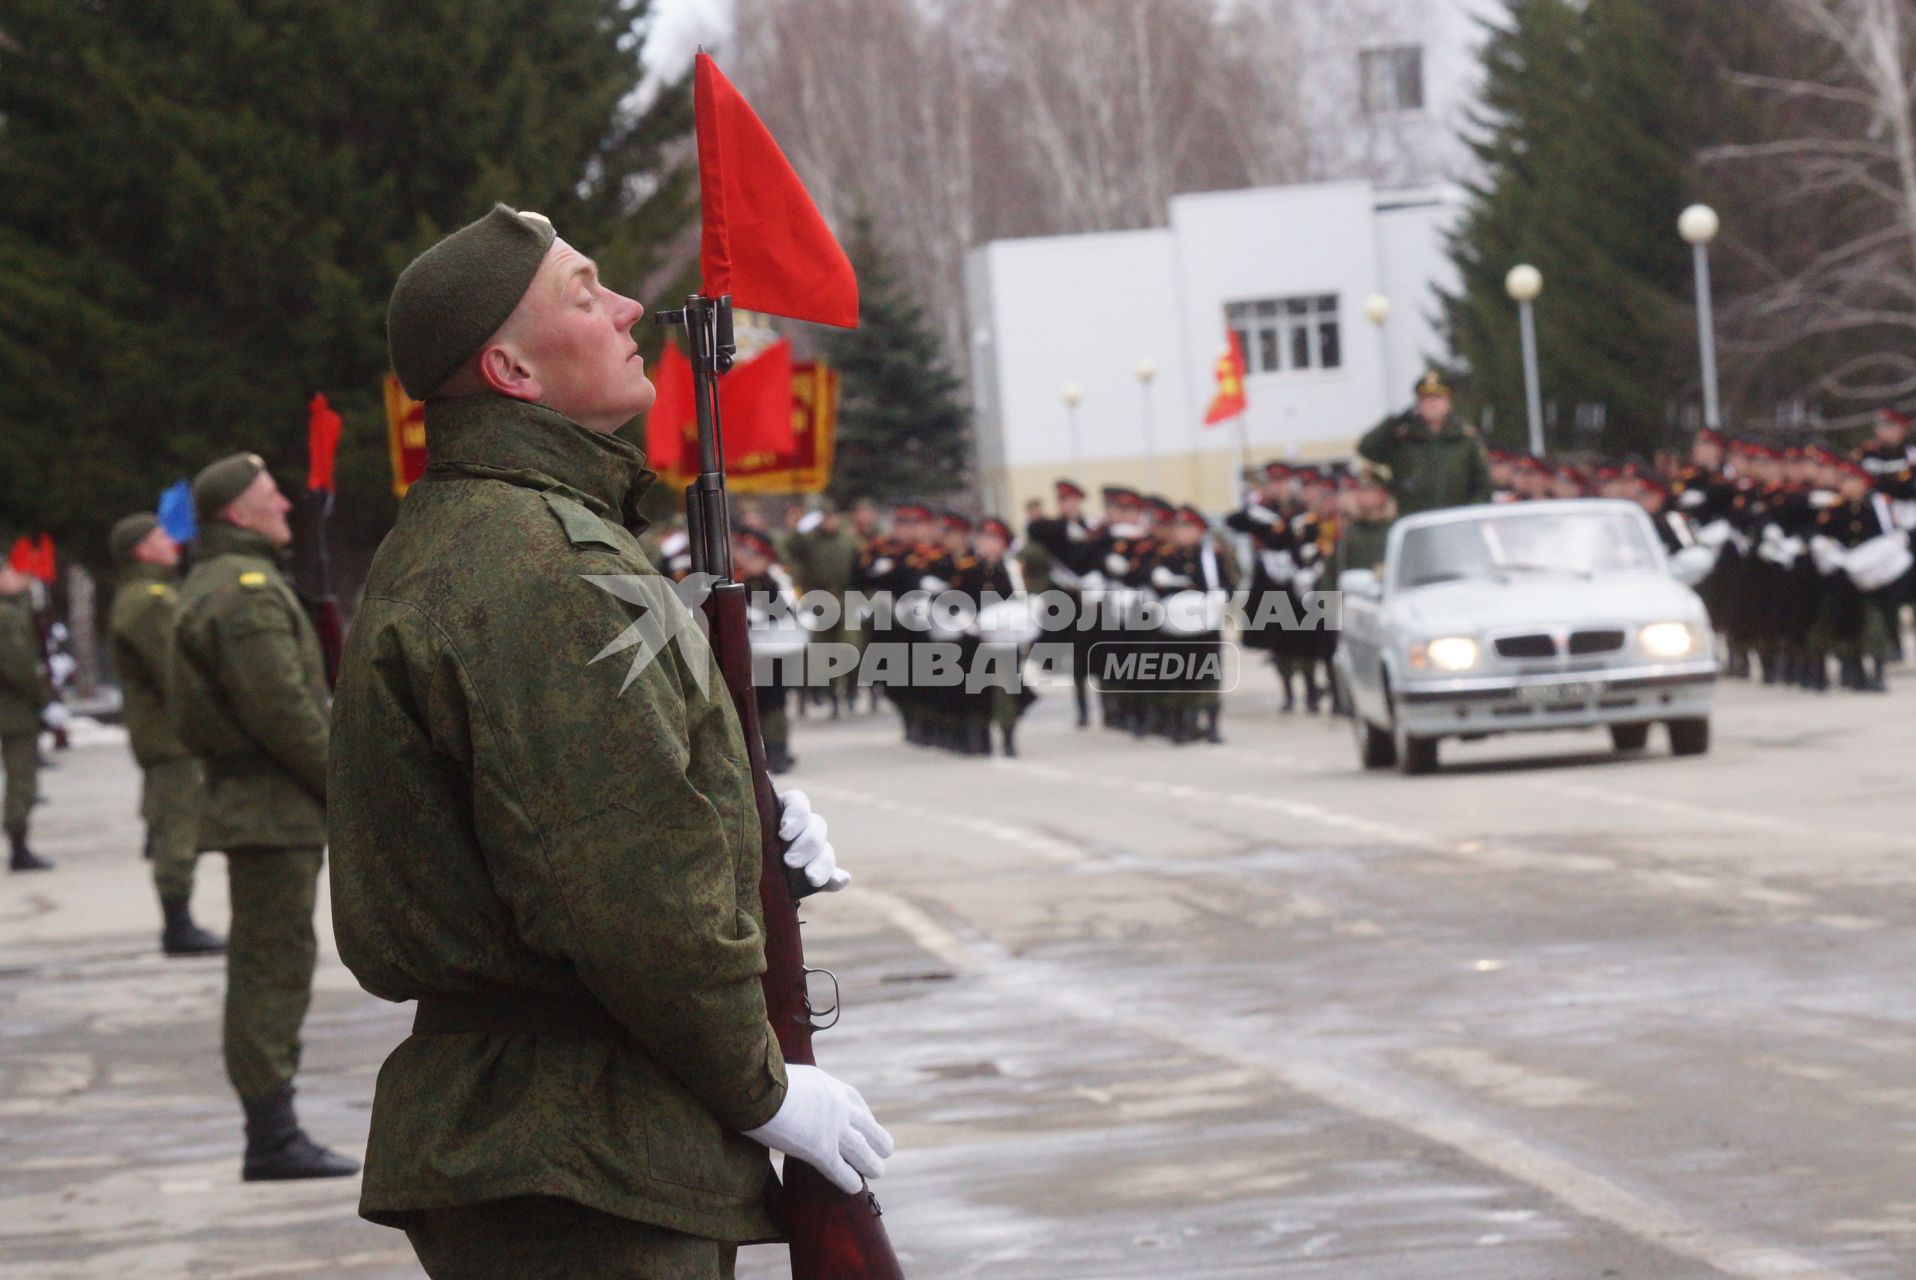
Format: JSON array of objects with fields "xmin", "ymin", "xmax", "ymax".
[{"xmin": 1341, "ymin": 569, "xmax": 1382, "ymax": 600}]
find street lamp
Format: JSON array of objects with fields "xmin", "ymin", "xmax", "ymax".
[
  {"xmin": 1505, "ymin": 264, "xmax": 1545, "ymax": 456},
  {"xmin": 1679, "ymin": 203, "xmax": 1722, "ymax": 432},
  {"xmin": 1061, "ymin": 382, "xmax": 1083, "ymax": 467},
  {"xmin": 1362, "ymin": 293, "xmax": 1393, "ymax": 414},
  {"xmin": 1136, "ymin": 358, "xmax": 1159, "ymax": 490}
]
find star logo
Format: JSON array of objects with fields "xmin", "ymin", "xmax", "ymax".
[{"xmin": 582, "ymin": 571, "xmax": 719, "ymax": 697}]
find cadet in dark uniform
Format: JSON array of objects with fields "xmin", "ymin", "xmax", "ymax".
[
  {"xmin": 1227, "ymin": 462, "xmax": 1307, "ymax": 710},
  {"xmin": 782, "ymin": 504, "xmax": 861, "ymax": 715},
  {"xmin": 1025, "ymin": 480, "xmax": 1099, "ymax": 726},
  {"xmin": 329, "ymin": 206, "xmax": 887, "ymax": 1279},
  {"xmin": 1816, "ymin": 457, "xmax": 1902, "ymax": 691},
  {"xmin": 0, "ymin": 559, "xmax": 54, "ymax": 872},
  {"xmin": 1355, "ymin": 371, "xmax": 1492, "ymax": 517},
  {"xmin": 1149, "ymin": 506, "xmax": 1232, "ymax": 744},
  {"xmin": 950, "ymin": 516, "xmax": 1035, "ymax": 756},
  {"xmin": 107, "ymin": 513, "xmax": 223, "ymax": 954},
  {"xmin": 736, "ymin": 526, "xmax": 802, "ymax": 773},
  {"xmin": 168, "ymin": 454, "xmax": 358, "ymax": 1179}
]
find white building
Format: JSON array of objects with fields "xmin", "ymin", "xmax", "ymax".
[{"xmin": 964, "ymin": 0, "xmax": 1499, "ymax": 517}]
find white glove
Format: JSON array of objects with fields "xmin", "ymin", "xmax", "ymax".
[
  {"xmin": 870, "ymin": 556, "xmax": 894, "ymax": 576},
  {"xmin": 1105, "ymin": 553, "xmax": 1129, "ymax": 576},
  {"xmin": 1677, "ymin": 488, "xmax": 1707, "ymax": 511},
  {"xmin": 1151, "ymin": 566, "xmax": 1192, "ymax": 590},
  {"xmin": 42, "ymin": 703, "xmax": 71, "ymax": 731},
  {"xmin": 778, "ymin": 789, "xmax": 849, "ymax": 892},
  {"xmin": 742, "ymin": 1064, "xmax": 893, "ymax": 1194}
]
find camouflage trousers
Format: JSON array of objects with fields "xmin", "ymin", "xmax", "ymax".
[
  {"xmin": 2, "ymin": 732, "xmax": 37, "ymax": 838},
  {"xmin": 142, "ymin": 758, "xmax": 203, "ymax": 903},
  {"xmin": 403, "ymin": 1196, "xmax": 737, "ymax": 1280},
  {"xmin": 224, "ymin": 847, "xmax": 321, "ymax": 1103}
]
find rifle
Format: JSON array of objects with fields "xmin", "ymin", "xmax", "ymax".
[{"xmin": 658, "ymin": 294, "xmax": 905, "ymax": 1280}]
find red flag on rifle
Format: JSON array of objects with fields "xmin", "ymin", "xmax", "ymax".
[
  {"xmin": 1204, "ymin": 331, "xmax": 1249, "ymax": 425},
  {"xmin": 8, "ymin": 535, "xmax": 55, "ymax": 583},
  {"xmin": 307, "ymin": 393, "xmax": 342, "ymax": 493},
  {"xmin": 695, "ymin": 53, "xmax": 858, "ymax": 328}
]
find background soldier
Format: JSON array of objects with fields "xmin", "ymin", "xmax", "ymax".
[
  {"xmin": 330, "ymin": 205, "xmax": 886, "ymax": 1278},
  {"xmin": 0, "ymin": 558, "xmax": 54, "ymax": 872},
  {"xmin": 1356, "ymin": 371, "xmax": 1492, "ymax": 517},
  {"xmin": 782, "ymin": 503, "xmax": 861, "ymax": 716},
  {"xmin": 168, "ymin": 453, "xmax": 357, "ymax": 1181},
  {"xmin": 106, "ymin": 513, "xmax": 223, "ymax": 955}
]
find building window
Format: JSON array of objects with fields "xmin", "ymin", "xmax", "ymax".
[
  {"xmin": 1226, "ymin": 295, "xmax": 1342, "ymax": 375},
  {"xmin": 1360, "ymin": 45, "xmax": 1424, "ymax": 115}
]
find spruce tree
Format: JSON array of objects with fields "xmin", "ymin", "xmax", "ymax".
[
  {"xmin": 823, "ymin": 218, "xmax": 972, "ymax": 504},
  {"xmin": 1441, "ymin": 0, "xmax": 1692, "ymax": 455},
  {"xmin": 0, "ymin": 0, "xmax": 693, "ymax": 573}
]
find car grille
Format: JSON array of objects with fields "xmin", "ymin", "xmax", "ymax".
[
  {"xmin": 1568, "ymin": 629, "xmax": 1626, "ymax": 656},
  {"xmin": 1494, "ymin": 633, "xmax": 1557, "ymax": 659}
]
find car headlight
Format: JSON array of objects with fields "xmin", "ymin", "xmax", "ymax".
[
  {"xmin": 1412, "ymin": 636, "xmax": 1480, "ymax": 672},
  {"xmin": 1639, "ymin": 622, "xmax": 1696, "ymax": 658}
]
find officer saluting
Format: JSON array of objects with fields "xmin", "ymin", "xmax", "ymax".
[
  {"xmin": 168, "ymin": 453, "xmax": 358, "ymax": 1179},
  {"xmin": 1356, "ymin": 371, "xmax": 1492, "ymax": 517},
  {"xmin": 329, "ymin": 205, "xmax": 887, "ymax": 1278}
]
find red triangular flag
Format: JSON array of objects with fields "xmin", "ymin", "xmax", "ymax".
[
  {"xmin": 695, "ymin": 53, "xmax": 858, "ymax": 328},
  {"xmin": 645, "ymin": 342, "xmax": 696, "ymax": 471},
  {"xmin": 31, "ymin": 535, "xmax": 56, "ymax": 584},
  {"xmin": 721, "ymin": 339, "xmax": 797, "ymax": 455},
  {"xmin": 1204, "ymin": 331, "xmax": 1249, "ymax": 426},
  {"xmin": 7, "ymin": 538, "xmax": 31, "ymax": 577},
  {"xmin": 307, "ymin": 393, "xmax": 342, "ymax": 493}
]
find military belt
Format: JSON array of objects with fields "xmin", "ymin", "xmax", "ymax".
[{"xmin": 412, "ymin": 990, "xmax": 626, "ymax": 1038}]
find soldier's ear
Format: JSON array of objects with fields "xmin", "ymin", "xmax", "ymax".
[{"xmin": 476, "ymin": 340, "xmax": 543, "ymax": 404}]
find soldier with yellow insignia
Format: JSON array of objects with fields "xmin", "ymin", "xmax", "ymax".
[
  {"xmin": 169, "ymin": 452, "xmax": 358, "ymax": 1181},
  {"xmin": 106, "ymin": 513, "xmax": 224, "ymax": 955},
  {"xmin": 0, "ymin": 555, "xmax": 55, "ymax": 872}
]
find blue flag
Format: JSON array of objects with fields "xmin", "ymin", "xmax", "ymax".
[{"xmin": 157, "ymin": 480, "xmax": 197, "ymax": 543}]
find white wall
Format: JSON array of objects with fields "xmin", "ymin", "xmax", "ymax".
[{"xmin": 1170, "ymin": 181, "xmax": 1389, "ymax": 456}]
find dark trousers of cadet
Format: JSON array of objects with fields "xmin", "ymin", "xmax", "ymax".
[
  {"xmin": 405, "ymin": 1196, "xmax": 737, "ymax": 1280},
  {"xmin": 144, "ymin": 759, "xmax": 204, "ymax": 903},
  {"xmin": 224, "ymin": 847, "xmax": 322, "ymax": 1102},
  {"xmin": 3, "ymin": 732, "xmax": 38, "ymax": 840}
]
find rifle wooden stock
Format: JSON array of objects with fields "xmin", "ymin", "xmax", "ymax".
[
  {"xmin": 704, "ymin": 580, "xmax": 904, "ymax": 1280},
  {"xmin": 669, "ymin": 291, "xmax": 903, "ymax": 1280}
]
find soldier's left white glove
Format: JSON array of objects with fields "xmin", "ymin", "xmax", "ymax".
[
  {"xmin": 779, "ymin": 789, "xmax": 849, "ymax": 892},
  {"xmin": 42, "ymin": 703, "xmax": 70, "ymax": 731}
]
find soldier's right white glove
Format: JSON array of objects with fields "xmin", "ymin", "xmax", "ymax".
[
  {"xmin": 742, "ymin": 1064, "xmax": 894, "ymax": 1194},
  {"xmin": 42, "ymin": 703, "xmax": 70, "ymax": 731}
]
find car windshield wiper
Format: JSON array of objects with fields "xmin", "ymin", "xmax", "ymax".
[{"xmin": 1495, "ymin": 562, "xmax": 1592, "ymax": 578}]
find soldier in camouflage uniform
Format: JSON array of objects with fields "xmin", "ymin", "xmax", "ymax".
[
  {"xmin": 168, "ymin": 453, "xmax": 358, "ymax": 1181},
  {"xmin": 106, "ymin": 513, "xmax": 223, "ymax": 954},
  {"xmin": 0, "ymin": 559, "xmax": 54, "ymax": 872},
  {"xmin": 329, "ymin": 205, "xmax": 889, "ymax": 1280}
]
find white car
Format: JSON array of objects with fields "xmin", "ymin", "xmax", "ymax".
[{"xmin": 1334, "ymin": 499, "xmax": 1718, "ymax": 775}]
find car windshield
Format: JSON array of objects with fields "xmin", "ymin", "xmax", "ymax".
[{"xmin": 1394, "ymin": 508, "xmax": 1659, "ymax": 589}]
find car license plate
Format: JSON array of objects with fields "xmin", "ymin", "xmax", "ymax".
[{"xmin": 1519, "ymin": 680, "xmax": 1605, "ymax": 704}]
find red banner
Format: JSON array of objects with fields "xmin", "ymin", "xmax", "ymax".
[{"xmin": 384, "ymin": 374, "xmax": 428, "ymax": 497}]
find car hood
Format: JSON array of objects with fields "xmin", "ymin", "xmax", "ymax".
[{"xmin": 1392, "ymin": 571, "xmax": 1707, "ymax": 637}]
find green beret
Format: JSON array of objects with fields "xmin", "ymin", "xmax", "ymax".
[
  {"xmin": 387, "ymin": 204, "xmax": 558, "ymax": 399},
  {"xmin": 109, "ymin": 514, "xmax": 161, "ymax": 565},
  {"xmin": 193, "ymin": 452, "xmax": 266, "ymax": 521}
]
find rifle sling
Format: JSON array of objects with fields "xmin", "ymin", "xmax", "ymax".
[{"xmin": 412, "ymin": 991, "xmax": 625, "ymax": 1038}]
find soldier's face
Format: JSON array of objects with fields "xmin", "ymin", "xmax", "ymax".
[
  {"xmin": 1416, "ymin": 395, "xmax": 1448, "ymax": 429},
  {"xmin": 134, "ymin": 526, "xmax": 180, "ymax": 568},
  {"xmin": 0, "ymin": 567, "xmax": 25, "ymax": 595},
  {"xmin": 975, "ymin": 531, "xmax": 1007, "ymax": 559},
  {"xmin": 224, "ymin": 471, "xmax": 294, "ymax": 549},
  {"xmin": 505, "ymin": 240, "xmax": 653, "ymax": 433}
]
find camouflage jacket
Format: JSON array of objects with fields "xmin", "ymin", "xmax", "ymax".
[
  {"xmin": 0, "ymin": 591, "xmax": 51, "ymax": 737},
  {"xmin": 327, "ymin": 395, "xmax": 785, "ymax": 1243},
  {"xmin": 109, "ymin": 562, "xmax": 192, "ymax": 768},
  {"xmin": 168, "ymin": 523, "xmax": 328, "ymax": 849},
  {"xmin": 1356, "ymin": 413, "xmax": 1493, "ymax": 517}
]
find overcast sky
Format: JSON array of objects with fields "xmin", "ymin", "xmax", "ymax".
[{"xmin": 644, "ymin": 0, "xmax": 735, "ymax": 78}]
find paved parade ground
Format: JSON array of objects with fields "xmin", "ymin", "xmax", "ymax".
[{"xmin": 5, "ymin": 673, "xmax": 1915, "ymax": 1279}]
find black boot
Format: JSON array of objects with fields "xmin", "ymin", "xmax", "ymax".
[
  {"xmin": 1303, "ymin": 670, "xmax": 1322, "ymax": 715},
  {"xmin": 161, "ymin": 897, "xmax": 225, "ymax": 956},
  {"xmin": 241, "ymin": 1085, "xmax": 359, "ymax": 1182},
  {"xmin": 1278, "ymin": 669, "xmax": 1295, "ymax": 712},
  {"xmin": 1075, "ymin": 685, "xmax": 1089, "ymax": 729},
  {"xmin": 9, "ymin": 832, "xmax": 51, "ymax": 872},
  {"xmin": 1203, "ymin": 707, "xmax": 1224, "ymax": 744},
  {"xmin": 1840, "ymin": 656, "xmax": 1864, "ymax": 690},
  {"xmin": 999, "ymin": 723, "xmax": 1018, "ymax": 757},
  {"xmin": 1862, "ymin": 658, "xmax": 1888, "ymax": 692}
]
